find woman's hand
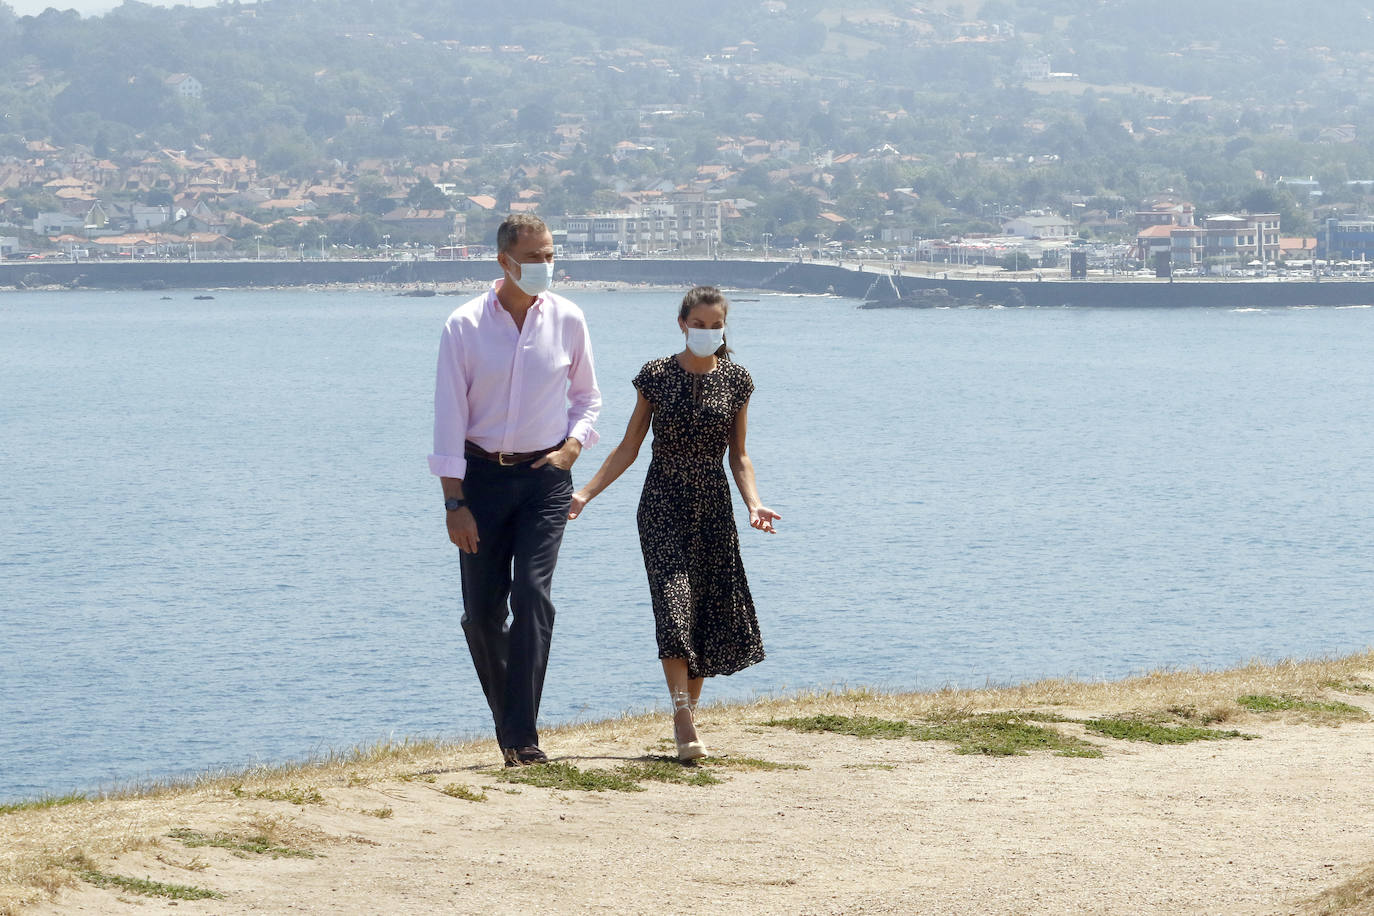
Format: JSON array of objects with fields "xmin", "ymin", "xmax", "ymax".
[
  {"xmin": 749, "ymin": 505, "xmax": 780, "ymax": 533},
  {"xmin": 567, "ymin": 490, "xmax": 590, "ymax": 520}
]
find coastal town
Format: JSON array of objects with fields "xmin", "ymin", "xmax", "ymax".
[
  {"xmin": 8, "ymin": 139, "xmax": 1374, "ymax": 280},
  {"xmin": 4, "ymin": 1, "xmax": 1374, "ymax": 280}
]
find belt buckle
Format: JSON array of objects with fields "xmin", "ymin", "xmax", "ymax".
[{"xmin": 497, "ymin": 452, "xmax": 518, "ymax": 466}]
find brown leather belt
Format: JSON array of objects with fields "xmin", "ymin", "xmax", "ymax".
[{"xmin": 464, "ymin": 441, "xmax": 556, "ymax": 467}]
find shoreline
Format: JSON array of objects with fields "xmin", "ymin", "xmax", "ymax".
[
  {"xmin": 0, "ymin": 278, "xmax": 698, "ymax": 296},
  {"xmin": 7, "ymin": 257, "xmax": 1374, "ymax": 307},
  {"xmin": 5, "ymin": 650, "xmax": 1374, "ymax": 915}
]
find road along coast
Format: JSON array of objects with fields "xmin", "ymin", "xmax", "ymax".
[
  {"xmin": 6, "ymin": 257, "xmax": 1374, "ymax": 308},
  {"xmin": 5, "ymin": 651, "xmax": 1374, "ymax": 915}
]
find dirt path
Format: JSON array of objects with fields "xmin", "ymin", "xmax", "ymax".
[{"xmin": 18, "ymin": 691, "xmax": 1374, "ymax": 916}]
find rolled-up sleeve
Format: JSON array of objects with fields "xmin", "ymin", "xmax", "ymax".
[
  {"xmin": 565, "ymin": 315, "xmax": 601, "ymax": 448},
  {"xmin": 427, "ymin": 322, "xmax": 469, "ymax": 478}
]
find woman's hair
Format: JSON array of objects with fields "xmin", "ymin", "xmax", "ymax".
[{"xmin": 678, "ymin": 285, "xmax": 731, "ymax": 358}]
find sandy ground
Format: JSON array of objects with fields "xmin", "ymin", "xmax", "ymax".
[{"xmin": 14, "ymin": 684, "xmax": 1374, "ymax": 916}]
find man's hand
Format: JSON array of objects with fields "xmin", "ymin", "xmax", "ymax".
[
  {"xmin": 447, "ymin": 507, "xmax": 479, "ymax": 553},
  {"xmin": 533, "ymin": 437, "xmax": 581, "ymax": 471},
  {"xmin": 567, "ymin": 490, "xmax": 590, "ymax": 520}
]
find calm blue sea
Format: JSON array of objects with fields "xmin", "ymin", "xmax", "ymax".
[{"xmin": 2, "ymin": 288, "xmax": 1372, "ymax": 801}]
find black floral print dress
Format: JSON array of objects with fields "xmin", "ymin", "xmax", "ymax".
[{"xmin": 633, "ymin": 355, "xmax": 765, "ymax": 679}]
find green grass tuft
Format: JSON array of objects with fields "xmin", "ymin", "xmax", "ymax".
[
  {"xmin": 1237, "ymin": 694, "xmax": 1367, "ymax": 717},
  {"xmin": 497, "ymin": 762, "xmax": 646, "ymax": 792},
  {"xmin": 620, "ymin": 760, "xmax": 721, "ymax": 786},
  {"xmin": 913, "ymin": 712, "xmax": 1102, "ymax": 757},
  {"xmin": 768, "ymin": 712, "xmax": 1102, "ymax": 757},
  {"xmin": 78, "ymin": 869, "xmax": 223, "ymax": 900},
  {"xmin": 765, "ymin": 714, "xmax": 919, "ymax": 739},
  {"xmin": 495, "ymin": 759, "xmax": 727, "ymax": 791},
  {"xmin": 167, "ymin": 827, "xmax": 316, "ymax": 859},
  {"xmin": 0, "ymin": 792, "xmax": 88, "ymax": 816},
  {"xmin": 1325, "ymin": 680, "xmax": 1374, "ymax": 694},
  {"xmin": 702, "ymin": 756, "xmax": 808, "ymax": 771},
  {"xmin": 1084, "ymin": 717, "xmax": 1253, "ymax": 744},
  {"xmin": 439, "ymin": 784, "xmax": 488, "ymax": 802},
  {"xmin": 1163, "ymin": 704, "xmax": 1230, "ymax": 726}
]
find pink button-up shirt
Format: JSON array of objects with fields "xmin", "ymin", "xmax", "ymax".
[{"xmin": 428, "ymin": 280, "xmax": 601, "ymax": 480}]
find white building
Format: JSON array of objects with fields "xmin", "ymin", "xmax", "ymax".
[
  {"xmin": 32, "ymin": 211, "xmax": 86, "ymax": 236},
  {"xmin": 563, "ymin": 193, "xmax": 722, "ymax": 253},
  {"xmin": 131, "ymin": 205, "xmax": 171, "ymax": 229},
  {"xmin": 165, "ymin": 74, "xmax": 203, "ymax": 100},
  {"xmin": 1002, "ymin": 213, "xmax": 1074, "ymax": 239}
]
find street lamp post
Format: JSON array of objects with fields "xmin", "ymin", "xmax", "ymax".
[
  {"xmin": 762, "ymin": 232, "xmax": 772, "ymax": 260},
  {"xmin": 319, "ymin": 234, "xmax": 327, "ymax": 259},
  {"xmin": 254, "ymin": 235, "xmax": 262, "ymax": 260}
]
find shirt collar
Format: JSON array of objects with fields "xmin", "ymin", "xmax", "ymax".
[{"xmin": 489, "ymin": 277, "xmax": 547, "ymax": 312}]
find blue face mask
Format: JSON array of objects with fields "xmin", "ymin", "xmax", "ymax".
[{"xmin": 509, "ymin": 259, "xmax": 554, "ymax": 296}]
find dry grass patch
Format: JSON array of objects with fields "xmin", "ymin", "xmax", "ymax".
[
  {"xmin": 733, "ymin": 652, "xmax": 1374, "ymax": 730},
  {"xmin": 1299, "ymin": 860, "xmax": 1374, "ymax": 915},
  {"xmin": 233, "ymin": 784, "xmax": 325, "ymax": 806}
]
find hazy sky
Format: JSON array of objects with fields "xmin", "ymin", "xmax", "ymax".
[{"xmin": 7, "ymin": 0, "xmax": 216, "ymax": 16}]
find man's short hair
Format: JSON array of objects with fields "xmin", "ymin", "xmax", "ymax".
[{"xmin": 497, "ymin": 214, "xmax": 549, "ymax": 254}]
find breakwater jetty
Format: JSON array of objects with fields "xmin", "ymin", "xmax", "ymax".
[{"xmin": 4, "ymin": 257, "xmax": 1374, "ymax": 308}]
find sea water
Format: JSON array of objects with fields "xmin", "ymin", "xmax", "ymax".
[{"xmin": 2, "ymin": 289, "xmax": 1372, "ymax": 801}]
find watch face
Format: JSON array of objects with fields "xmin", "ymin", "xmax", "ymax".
[{"xmin": 445, "ymin": 498, "xmax": 464, "ymax": 511}]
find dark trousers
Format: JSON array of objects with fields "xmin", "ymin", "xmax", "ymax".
[{"xmin": 459, "ymin": 457, "xmax": 573, "ymax": 749}]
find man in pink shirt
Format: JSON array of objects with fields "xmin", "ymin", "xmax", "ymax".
[{"xmin": 428, "ymin": 214, "xmax": 600, "ymax": 767}]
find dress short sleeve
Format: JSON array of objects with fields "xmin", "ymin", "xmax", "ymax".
[
  {"xmin": 730, "ymin": 363, "xmax": 755, "ymax": 416},
  {"xmin": 632, "ymin": 359, "xmax": 661, "ymax": 405}
]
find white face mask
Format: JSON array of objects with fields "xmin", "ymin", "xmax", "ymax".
[
  {"xmin": 507, "ymin": 259, "xmax": 554, "ymax": 296},
  {"xmin": 685, "ymin": 326, "xmax": 725, "ymax": 357}
]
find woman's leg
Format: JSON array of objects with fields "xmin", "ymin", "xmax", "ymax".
[{"xmin": 662, "ymin": 658, "xmax": 702, "ymax": 751}]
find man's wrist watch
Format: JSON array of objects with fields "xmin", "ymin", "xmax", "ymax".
[{"xmin": 444, "ymin": 497, "xmax": 467, "ymax": 512}]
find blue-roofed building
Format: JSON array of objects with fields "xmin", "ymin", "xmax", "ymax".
[{"xmin": 1319, "ymin": 217, "xmax": 1374, "ymax": 260}]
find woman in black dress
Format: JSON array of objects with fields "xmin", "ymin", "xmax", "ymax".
[{"xmin": 568, "ymin": 286, "xmax": 779, "ymax": 760}]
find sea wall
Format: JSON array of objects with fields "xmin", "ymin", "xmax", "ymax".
[{"xmin": 3, "ymin": 257, "xmax": 1373, "ymax": 308}]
